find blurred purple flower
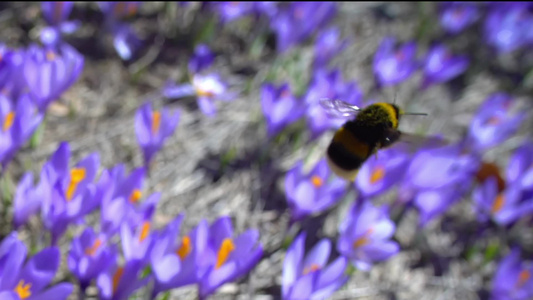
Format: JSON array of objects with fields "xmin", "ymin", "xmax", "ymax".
[
  {"xmin": 356, "ymin": 147, "xmax": 410, "ymax": 198},
  {"xmin": 0, "ymin": 47, "xmax": 26, "ymax": 100},
  {"xmin": 213, "ymin": 2, "xmax": 256, "ymax": 23},
  {"xmin": 506, "ymin": 141, "xmax": 533, "ymax": 188},
  {"xmin": 135, "ymin": 101, "xmax": 180, "ymax": 166},
  {"xmin": 474, "ymin": 177, "xmax": 533, "ymax": 226},
  {"xmin": 304, "ymin": 68, "xmax": 362, "ymax": 139},
  {"xmin": 285, "ymin": 159, "xmax": 346, "ymax": 222},
  {"xmin": 121, "ymin": 211, "xmax": 156, "ymax": 263},
  {"xmin": 12, "ymin": 170, "xmax": 47, "ymax": 228},
  {"xmin": 68, "ymin": 227, "xmax": 115, "ymax": 290},
  {"xmin": 163, "ymin": 74, "xmax": 233, "ymax": 117},
  {"xmin": 337, "ymin": 201, "xmax": 399, "ymax": 271},
  {"xmin": 198, "ymin": 216, "xmax": 263, "ymax": 300},
  {"xmin": 188, "ymin": 44, "xmax": 214, "ymax": 74},
  {"xmin": 421, "ymin": 43, "xmax": 469, "ymax": 89},
  {"xmin": 0, "ymin": 94, "xmax": 43, "ymax": 170},
  {"xmin": 23, "ymin": 43, "xmax": 84, "ymax": 112},
  {"xmin": 282, "ymin": 232, "xmax": 348, "ymax": 300},
  {"xmin": 261, "ymin": 83, "xmax": 303, "ymax": 138},
  {"xmin": 491, "ymin": 247, "xmax": 533, "ymax": 300},
  {"xmin": 313, "ymin": 27, "xmax": 349, "ymax": 69},
  {"xmin": 0, "ymin": 233, "xmax": 73, "ymax": 300},
  {"xmin": 96, "ymin": 257, "xmax": 150, "ymax": 300},
  {"xmin": 270, "ymin": 2, "xmax": 336, "ymax": 53},
  {"xmin": 373, "ymin": 37, "xmax": 417, "ymax": 87},
  {"xmin": 439, "ymin": 2, "xmax": 480, "ymax": 34},
  {"xmin": 403, "ymin": 143, "xmax": 480, "ymax": 225},
  {"xmin": 466, "ymin": 93, "xmax": 525, "ymax": 153},
  {"xmin": 40, "ymin": 2, "xmax": 80, "ymax": 47},
  {"xmin": 98, "ymin": 2, "xmax": 143, "ymax": 60},
  {"xmin": 484, "ymin": 3, "xmax": 533, "ymax": 54}
]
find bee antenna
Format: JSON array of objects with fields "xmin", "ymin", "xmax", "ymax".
[{"xmin": 402, "ymin": 112, "xmax": 428, "ymax": 116}]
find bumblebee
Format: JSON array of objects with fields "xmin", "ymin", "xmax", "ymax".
[{"xmin": 320, "ymin": 98, "xmax": 428, "ymax": 181}]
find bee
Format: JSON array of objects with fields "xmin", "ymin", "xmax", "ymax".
[{"xmin": 320, "ymin": 98, "xmax": 431, "ymax": 182}]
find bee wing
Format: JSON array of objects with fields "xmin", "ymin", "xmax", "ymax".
[{"xmin": 319, "ymin": 98, "xmax": 361, "ymax": 119}]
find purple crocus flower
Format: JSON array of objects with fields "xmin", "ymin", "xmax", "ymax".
[
  {"xmin": 373, "ymin": 37, "xmax": 417, "ymax": 87},
  {"xmin": 135, "ymin": 101, "xmax": 180, "ymax": 166},
  {"xmin": 40, "ymin": 2, "xmax": 80, "ymax": 47},
  {"xmin": 0, "ymin": 94, "xmax": 43, "ymax": 170},
  {"xmin": 491, "ymin": 247, "xmax": 533, "ymax": 300},
  {"xmin": 163, "ymin": 73, "xmax": 233, "ymax": 117},
  {"xmin": 68, "ymin": 227, "xmax": 115, "ymax": 291},
  {"xmin": 212, "ymin": 2, "xmax": 256, "ymax": 23},
  {"xmin": 403, "ymin": 143, "xmax": 480, "ymax": 225},
  {"xmin": 282, "ymin": 232, "xmax": 348, "ymax": 300},
  {"xmin": 285, "ymin": 159, "xmax": 346, "ymax": 222},
  {"xmin": 96, "ymin": 257, "xmax": 150, "ymax": 300},
  {"xmin": 313, "ymin": 27, "xmax": 349, "ymax": 69},
  {"xmin": 198, "ymin": 216, "xmax": 263, "ymax": 300},
  {"xmin": 0, "ymin": 233, "xmax": 73, "ymax": 300},
  {"xmin": 270, "ymin": 2, "xmax": 336, "ymax": 53},
  {"xmin": 304, "ymin": 68, "xmax": 363, "ymax": 139},
  {"xmin": 356, "ymin": 147, "xmax": 410, "ymax": 198},
  {"xmin": 421, "ymin": 43, "xmax": 469, "ymax": 89},
  {"xmin": 466, "ymin": 93, "xmax": 525, "ymax": 154},
  {"xmin": 261, "ymin": 83, "xmax": 304, "ymax": 138},
  {"xmin": 506, "ymin": 141, "xmax": 533, "ymax": 188},
  {"xmin": 484, "ymin": 3, "xmax": 533, "ymax": 54},
  {"xmin": 0, "ymin": 47, "xmax": 26, "ymax": 100},
  {"xmin": 188, "ymin": 44, "xmax": 214, "ymax": 74},
  {"xmin": 439, "ymin": 2, "xmax": 480, "ymax": 34},
  {"xmin": 98, "ymin": 2, "xmax": 143, "ymax": 60},
  {"xmin": 121, "ymin": 211, "xmax": 156, "ymax": 263},
  {"xmin": 473, "ymin": 177, "xmax": 533, "ymax": 226},
  {"xmin": 13, "ymin": 169, "xmax": 49, "ymax": 228},
  {"xmin": 23, "ymin": 43, "xmax": 84, "ymax": 112},
  {"xmin": 39, "ymin": 142, "xmax": 100, "ymax": 244},
  {"xmin": 337, "ymin": 201, "xmax": 399, "ymax": 271}
]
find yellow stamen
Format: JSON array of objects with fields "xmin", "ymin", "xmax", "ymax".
[
  {"xmin": 302, "ymin": 263, "xmax": 320, "ymax": 275},
  {"xmin": 46, "ymin": 50, "xmax": 56, "ymax": 61},
  {"xmin": 85, "ymin": 238, "xmax": 103, "ymax": 256},
  {"xmin": 129, "ymin": 189, "xmax": 142, "ymax": 203},
  {"xmin": 196, "ymin": 88, "xmax": 214, "ymax": 97},
  {"xmin": 14, "ymin": 280, "xmax": 32, "ymax": 299},
  {"xmin": 370, "ymin": 166, "xmax": 385, "ymax": 184},
  {"xmin": 139, "ymin": 221, "xmax": 151, "ymax": 243},
  {"xmin": 311, "ymin": 175, "xmax": 323, "ymax": 188},
  {"xmin": 353, "ymin": 228, "xmax": 374, "ymax": 249},
  {"xmin": 66, "ymin": 168, "xmax": 86, "ymax": 201},
  {"xmin": 176, "ymin": 236, "xmax": 192, "ymax": 260},
  {"xmin": 3, "ymin": 111, "xmax": 15, "ymax": 132},
  {"xmin": 215, "ymin": 238, "xmax": 235, "ymax": 269},
  {"xmin": 487, "ymin": 116, "xmax": 501, "ymax": 125},
  {"xmin": 126, "ymin": 3, "xmax": 138, "ymax": 16},
  {"xmin": 491, "ymin": 193, "xmax": 505, "ymax": 214},
  {"xmin": 151, "ymin": 111, "xmax": 161, "ymax": 134},
  {"xmin": 516, "ymin": 269, "xmax": 531, "ymax": 289},
  {"xmin": 112, "ymin": 267, "xmax": 124, "ymax": 294}
]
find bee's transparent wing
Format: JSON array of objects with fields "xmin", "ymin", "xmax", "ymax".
[
  {"xmin": 395, "ymin": 131, "xmax": 449, "ymax": 153},
  {"xmin": 319, "ymin": 98, "xmax": 361, "ymax": 119}
]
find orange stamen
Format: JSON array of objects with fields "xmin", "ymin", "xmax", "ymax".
[
  {"xmin": 112, "ymin": 267, "xmax": 124, "ymax": 294},
  {"xmin": 85, "ymin": 238, "xmax": 103, "ymax": 256},
  {"xmin": 3, "ymin": 111, "xmax": 14, "ymax": 132},
  {"xmin": 215, "ymin": 238, "xmax": 235, "ymax": 269},
  {"xmin": 46, "ymin": 50, "xmax": 56, "ymax": 61},
  {"xmin": 176, "ymin": 236, "xmax": 192, "ymax": 260},
  {"xmin": 311, "ymin": 175, "xmax": 323, "ymax": 188},
  {"xmin": 302, "ymin": 263, "xmax": 320, "ymax": 275},
  {"xmin": 353, "ymin": 228, "xmax": 374, "ymax": 249},
  {"xmin": 129, "ymin": 189, "xmax": 142, "ymax": 203},
  {"xmin": 66, "ymin": 168, "xmax": 86, "ymax": 201},
  {"xmin": 370, "ymin": 166, "xmax": 385, "ymax": 184},
  {"xmin": 491, "ymin": 194, "xmax": 505, "ymax": 214},
  {"xmin": 516, "ymin": 270, "xmax": 531, "ymax": 289},
  {"xmin": 14, "ymin": 280, "xmax": 32, "ymax": 299},
  {"xmin": 139, "ymin": 221, "xmax": 151, "ymax": 243},
  {"xmin": 151, "ymin": 111, "xmax": 161, "ymax": 134}
]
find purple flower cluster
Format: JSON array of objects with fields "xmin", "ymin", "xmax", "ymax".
[{"xmin": 9, "ymin": 141, "xmax": 263, "ymax": 299}]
